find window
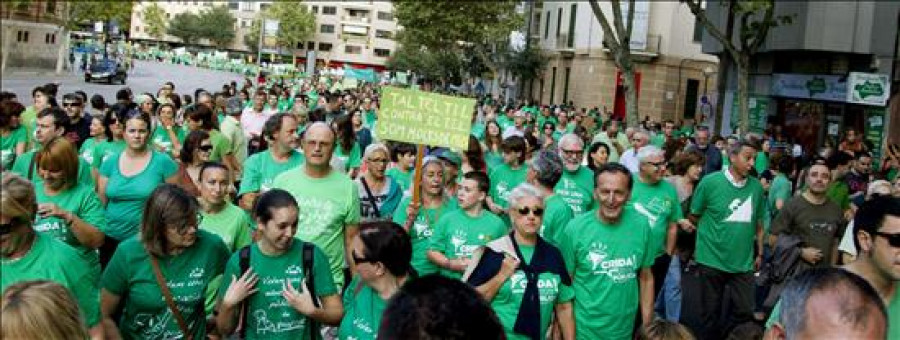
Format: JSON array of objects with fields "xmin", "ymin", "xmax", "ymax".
[
  {"xmin": 307, "ymin": 41, "xmax": 315, "ymax": 50},
  {"xmin": 323, "ymin": 6, "xmax": 337, "ymax": 15},
  {"xmin": 311, "ymin": 6, "xmax": 318, "ymax": 14},
  {"xmin": 375, "ymin": 30, "xmax": 392, "ymax": 39},
  {"xmin": 227, "ymin": 1, "xmax": 238, "ymax": 10},
  {"xmin": 556, "ymin": 8, "xmax": 562, "ymax": 38},
  {"xmin": 374, "ymin": 48, "xmax": 390, "ymax": 57},
  {"xmin": 260, "ymin": 3, "xmax": 270, "ymax": 11},
  {"xmin": 568, "ymin": 4, "xmax": 576, "ymax": 48},
  {"xmin": 345, "ymin": 45, "xmax": 362, "ymax": 54},
  {"xmin": 241, "ymin": 19, "xmax": 249, "ymax": 28},
  {"xmin": 544, "ymin": 10, "xmax": 550, "ymax": 39},
  {"xmin": 296, "ymin": 41, "xmax": 304, "ymax": 49},
  {"xmin": 45, "ymin": 0, "xmax": 56, "ymax": 14},
  {"xmin": 377, "ymin": 11, "xmax": 393, "ymax": 21},
  {"xmin": 319, "ymin": 43, "xmax": 332, "ymax": 52},
  {"xmin": 320, "ymin": 24, "xmax": 335, "ymax": 34},
  {"xmin": 17, "ymin": 30, "xmax": 29, "ymax": 43},
  {"xmin": 240, "ymin": 2, "xmax": 253, "ymax": 11},
  {"xmin": 693, "ymin": 21, "xmax": 704, "ymax": 43}
]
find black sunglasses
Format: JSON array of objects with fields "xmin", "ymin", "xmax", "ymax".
[
  {"xmin": 874, "ymin": 231, "xmax": 900, "ymax": 248},
  {"xmin": 0, "ymin": 217, "xmax": 26, "ymax": 236},
  {"xmin": 198, "ymin": 145, "xmax": 214, "ymax": 152},
  {"xmin": 63, "ymin": 102, "xmax": 83, "ymax": 107},
  {"xmin": 352, "ymin": 251, "xmax": 376, "ymax": 264},
  {"xmin": 516, "ymin": 206, "xmax": 544, "ymax": 217}
]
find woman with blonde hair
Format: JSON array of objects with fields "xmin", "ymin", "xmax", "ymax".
[
  {"xmin": 0, "ymin": 172, "xmax": 102, "ymax": 338},
  {"xmin": 1, "ymin": 280, "xmax": 89, "ymax": 340}
]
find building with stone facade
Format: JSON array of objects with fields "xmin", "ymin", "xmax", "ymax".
[
  {"xmin": 529, "ymin": 1, "xmax": 718, "ymax": 124},
  {"xmin": 129, "ymin": 1, "xmax": 398, "ymax": 70},
  {"xmin": 1, "ymin": 0, "xmax": 69, "ymax": 73}
]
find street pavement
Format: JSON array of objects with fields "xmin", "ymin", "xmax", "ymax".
[{"xmin": 1, "ymin": 60, "xmax": 246, "ymax": 106}]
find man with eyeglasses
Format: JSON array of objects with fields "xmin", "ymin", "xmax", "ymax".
[
  {"xmin": 555, "ymin": 133, "xmax": 596, "ymax": 215},
  {"xmin": 620, "ymin": 129, "xmax": 650, "ymax": 174},
  {"xmin": 557, "ymin": 163, "xmax": 655, "ymax": 339},
  {"xmin": 61, "ymin": 93, "xmax": 91, "ymax": 149}
]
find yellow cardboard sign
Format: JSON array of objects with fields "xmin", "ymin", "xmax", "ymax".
[{"xmin": 375, "ymin": 87, "xmax": 475, "ymax": 150}]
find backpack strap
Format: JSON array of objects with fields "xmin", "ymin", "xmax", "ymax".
[
  {"xmin": 237, "ymin": 246, "xmax": 251, "ymax": 339},
  {"xmin": 27, "ymin": 152, "xmax": 36, "ymax": 181},
  {"xmin": 360, "ymin": 177, "xmax": 382, "ymax": 217},
  {"xmin": 302, "ymin": 242, "xmax": 319, "ymax": 340}
]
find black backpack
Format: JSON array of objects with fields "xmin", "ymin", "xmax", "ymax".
[{"xmin": 236, "ymin": 242, "xmax": 319, "ymax": 339}]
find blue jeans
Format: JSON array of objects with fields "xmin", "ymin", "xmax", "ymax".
[{"xmin": 655, "ymin": 254, "xmax": 682, "ymax": 321}]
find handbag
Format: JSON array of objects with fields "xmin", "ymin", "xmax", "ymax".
[{"xmin": 148, "ymin": 251, "xmax": 194, "ymax": 340}]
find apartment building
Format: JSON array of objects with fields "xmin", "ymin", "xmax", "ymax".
[
  {"xmin": 129, "ymin": 1, "xmax": 398, "ymax": 69},
  {"xmin": 530, "ymin": 1, "xmax": 718, "ymax": 124},
  {"xmin": 1, "ymin": 0, "xmax": 69, "ymax": 72}
]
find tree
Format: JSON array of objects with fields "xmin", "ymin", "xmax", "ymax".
[
  {"xmin": 142, "ymin": 3, "xmax": 167, "ymax": 40},
  {"xmin": 387, "ymin": 44, "xmax": 463, "ymax": 84},
  {"xmin": 502, "ymin": 45, "xmax": 548, "ymax": 100},
  {"xmin": 684, "ymin": 0, "xmax": 792, "ymax": 134},
  {"xmin": 394, "ymin": 1, "xmax": 523, "ymax": 81},
  {"xmin": 67, "ymin": 1, "xmax": 134, "ymax": 32},
  {"xmin": 198, "ymin": 5, "xmax": 236, "ymax": 48},
  {"xmin": 168, "ymin": 12, "xmax": 202, "ymax": 45},
  {"xmin": 245, "ymin": 2, "xmax": 315, "ymax": 57},
  {"xmin": 588, "ymin": 0, "xmax": 640, "ymax": 128}
]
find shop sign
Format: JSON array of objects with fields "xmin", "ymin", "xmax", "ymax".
[
  {"xmin": 866, "ymin": 107, "xmax": 886, "ymax": 167},
  {"xmin": 847, "ymin": 72, "xmax": 891, "ymax": 106},
  {"xmin": 771, "ymin": 74, "xmax": 847, "ymax": 102},
  {"xmin": 731, "ymin": 94, "xmax": 769, "ymax": 134}
]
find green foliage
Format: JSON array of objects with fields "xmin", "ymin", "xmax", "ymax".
[
  {"xmin": 67, "ymin": 1, "xmax": 134, "ymax": 32},
  {"xmin": 394, "ymin": 1, "xmax": 523, "ymax": 74},
  {"xmin": 386, "ymin": 44, "xmax": 463, "ymax": 81},
  {"xmin": 167, "ymin": 12, "xmax": 202, "ymax": 45},
  {"xmin": 502, "ymin": 45, "xmax": 548, "ymax": 82},
  {"xmin": 198, "ymin": 5, "xmax": 236, "ymax": 48},
  {"xmin": 141, "ymin": 3, "xmax": 167, "ymax": 40},
  {"xmin": 245, "ymin": 2, "xmax": 316, "ymax": 53}
]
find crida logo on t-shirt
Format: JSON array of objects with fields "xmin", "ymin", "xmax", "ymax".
[{"xmin": 586, "ymin": 242, "xmax": 636, "ymax": 283}]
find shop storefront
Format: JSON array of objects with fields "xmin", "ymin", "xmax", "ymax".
[{"xmin": 768, "ymin": 73, "xmax": 889, "ymax": 158}]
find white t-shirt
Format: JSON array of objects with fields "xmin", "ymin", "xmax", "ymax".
[
  {"xmin": 838, "ymin": 220, "xmax": 857, "ymax": 257},
  {"xmin": 239, "ymin": 108, "xmax": 272, "ymax": 139}
]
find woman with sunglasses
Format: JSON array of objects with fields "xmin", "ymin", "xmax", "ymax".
[
  {"xmin": 540, "ymin": 122, "xmax": 557, "ymax": 150},
  {"xmin": 89, "ymin": 104, "xmax": 128, "ymax": 171},
  {"xmin": 97, "ymin": 110, "xmax": 179, "ymax": 265},
  {"xmin": 357, "ymin": 143, "xmax": 403, "ymax": 222},
  {"xmin": 0, "ymin": 172, "xmax": 103, "ymax": 338},
  {"xmin": 393, "ymin": 157, "xmax": 458, "ymax": 276},
  {"xmin": 177, "ymin": 130, "xmax": 214, "ymax": 197},
  {"xmin": 340, "ymin": 221, "xmax": 414, "ymax": 340},
  {"xmin": 101, "ymin": 184, "xmax": 229, "ymax": 340},
  {"xmin": 465, "ymin": 183, "xmax": 575, "ymax": 340}
]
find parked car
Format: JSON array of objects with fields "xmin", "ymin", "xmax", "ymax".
[{"xmin": 85, "ymin": 60, "xmax": 127, "ymax": 84}]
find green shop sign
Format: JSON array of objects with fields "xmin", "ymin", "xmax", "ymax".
[{"xmin": 847, "ymin": 72, "xmax": 891, "ymax": 106}]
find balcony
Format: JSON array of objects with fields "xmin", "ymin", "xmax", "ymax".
[
  {"xmin": 341, "ymin": 15, "xmax": 371, "ymax": 26},
  {"xmin": 601, "ymin": 34, "xmax": 660, "ymax": 62},
  {"xmin": 555, "ymin": 33, "xmax": 574, "ymax": 58}
]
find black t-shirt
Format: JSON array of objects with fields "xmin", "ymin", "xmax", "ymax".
[
  {"xmin": 64, "ymin": 117, "xmax": 92, "ymax": 149},
  {"xmin": 844, "ymin": 170, "xmax": 869, "ymax": 196}
]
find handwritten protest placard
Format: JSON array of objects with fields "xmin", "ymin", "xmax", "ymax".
[{"xmin": 375, "ymin": 87, "xmax": 475, "ymax": 150}]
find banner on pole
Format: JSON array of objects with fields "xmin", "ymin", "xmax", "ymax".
[
  {"xmin": 375, "ymin": 87, "xmax": 475, "ymax": 150},
  {"xmin": 262, "ymin": 19, "xmax": 280, "ymax": 54}
]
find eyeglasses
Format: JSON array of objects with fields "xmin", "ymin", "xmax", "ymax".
[
  {"xmin": 645, "ymin": 161, "xmax": 667, "ymax": 168},
  {"xmin": 0, "ymin": 217, "xmax": 26, "ymax": 236},
  {"xmin": 561, "ymin": 149, "xmax": 584, "ymax": 156},
  {"xmin": 173, "ymin": 213, "xmax": 203, "ymax": 235},
  {"xmin": 873, "ymin": 231, "xmax": 900, "ymax": 248},
  {"xmin": 516, "ymin": 206, "xmax": 544, "ymax": 217},
  {"xmin": 198, "ymin": 145, "xmax": 214, "ymax": 152},
  {"xmin": 368, "ymin": 158, "xmax": 389, "ymax": 164},
  {"xmin": 352, "ymin": 251, "xmax": 376, "ymax": 264}
]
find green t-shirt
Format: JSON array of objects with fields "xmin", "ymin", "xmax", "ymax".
[
  {"xmin": 209, "ymin": 129, "xmax": 232, "ymax": 163},
  {"xmin": 1, "ymin": 125, "xmax": 27, "ymax": 170},
  {"xmin": 151, "ymin": 125, "xmax": 186, "ymax": 158},
  {"xmin": 79, "ymin": 137, "xmax": 101, "ymax": 166},
  {"xmin": 485, "ymin": 150, "xmax": 504, "ymax": 169},
  {"xmin": 556, "ymin": 207, "xmax": 654, "ymax": 340},
  {"xmin": 754, "ymin": 151, "xmax": 769, "ymax": 175},
  {"xmin": 91, "ymin": 140, "xmax": 126, "ymax": 169},
  {"xmin": 386, "ymin": 167, "xmax": 413, "ymax": 193},
  {"xmin": 238, "ymin": 150, "xmax": 305, "ymax": 195},
  {"xmin": 200, "ymin": 202, "xmax": 253, "ymax": 252},
  {"xmin": 690, "ymin": 171, "xmax": 766, "ymax": 273},
  {"xmin": 34, "ymin": 182, "xmax": 106, "ymax": 274},
  {"xmin": 339, "ymin": 276, "xmax": 386, "ymax": 340},
  {"xmin": 102, "ymin": 230, "xmax": 229, "ymax": 340},
  {"xmin": 428, "ymin": 209, "xmax": 507, "ymax": 279},
  {"xmin": 650, "ymin": 134, "xmax": 666, "ymax": 148},
  {"xmin": 11, "ymin": 149, "xmax": 95, "ymax": 187},
  {"xmin": 219, "ymin": 241, "xmax": 337, "ymax": 340},
  {"xmin": 767, "ymin": 173, "xmax": 792, "ymax": 234},
  {"xmin": 99, "ymin": 150, "xmax": 178, "ymax": 241},
  {"xmin": 630, "ymin": 176, "xmax": 683, "ymax": 258},
  {"xmin": 540, "ymin": 195, "xmax": 575, "ymax": 247},
  {"xmin": 392, "ymin": 196, "xmax": 458, "ymax": 276},
  {"xmin": 826, "ymin": 180, "xmax": 851, "ymax": 211},
  {"xmin": 1, "ymin": 234, "xmax": 102, "ymax": 327},
  {"xmin": 536, "ymin": 116, "xmax": 558, "ymax": 131},
  {"xmin": 20, "ymin": 105, "xmax": 37, "ymax": 149},
  {"xmin": 497, "ymin": 115, "xmax": 513, "ymax": 131},
  {"xmin": 489, "ymin": 163, "xmax": 528, "ymax": 211},
  {"xmin": 332, "ymin": 142, "xmax": 362, "ymax": 174},
  {"xmin": 273, "ymin": 167, "xmax": 361, "ymax": 288},
  {"xmin": 471, "ymin": 121, "xmax": 486, "ymax": 141},
  {"xmin": 554, "ymin": 166, "xmax": 595, "ymax": 215},
  {"xmin": 475, "ymin": 244, "xmax": 575, "ymax": 340}
]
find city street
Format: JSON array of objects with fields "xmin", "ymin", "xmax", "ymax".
[{"xmin": 1, "ymin": 60, "xmax": 246, "ymax": 104}]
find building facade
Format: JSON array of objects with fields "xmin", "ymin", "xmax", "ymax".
[
  {"xmin": 1, "ymin": 0, "xmax": 69, "ymax": 73},
  {"xmin": 531, "ymin": 1, "xmax": 719, "ymax": 124},
  {"xmin": 129, "ymin": 1, "xmax": 398, "ymax": 69},
  {"xmin": 701, "ymin": 1, "xmax": 900, "ymax": 159}
]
